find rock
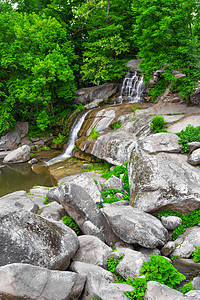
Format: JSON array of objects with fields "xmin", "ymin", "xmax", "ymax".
[
  {"xmin": 70, "ymin": 261, "xmax": 115, "ymax": 283},
  {"xmin": 3, "ymin": 145, "xmax": 30, "ymax": 163},
  {"xmin": 53, "ymin": 174, "xmax": 120, "ymax": 245},
  {"xmin": 161, "ymin": 241, "xmax": 176, "ymax": 256},
  {"xmin": 188, "ymin": 148, "xmax": 200, "ymax": 165},
  {"xmin": 172, "ymin": 258, "xmax": 200, "ymax": 281},
  {"xmin": 72, "ymin": 235, "xmax": 112, "ymax": 268},
  {"xmin": 28, "ymin": 186, "xmax": 53, "ymax": 209},
  {"xmin": 102, "ymin": 204, "xmax": 168, "ymax": 248},
  {"xmin": 171, "ymin": 227, "xmax": 200, "ymax": 258},
  {"xmin": 40, "ymin": 202, "xmax": 66, "ymax": 221},
  {"xmin": 191, "ymin": 276, "xmax": 200, "ymax": 290},
  {"xmin": 0, "ymin": 127, "xmax": 21, "ymax": 151},
  {"xmin": 46, "ymin": 186, "xmax": 62, "ymax": 204},
  {"xmin": 115, "ymin": 248, "xmax": 148, "ymax": 280},
  {"xmin": 74, "ymin": 83, "xmax": 118, "ymax": 104},
  {"xmin": 115, "ymin": 193, "xmax": 124, "ymax": 199},
  {"xmin": 28, "ymin": 158, "xmax": 38, "ymax": 165},
  {"xmin": 129, "ymin": 143, "xmax": 200, "ymax": 214},
  {"xmin": 0, "ymin": 207, "xmax": 79, "ymax": 269},
  {"xmin": 0, "ymin": 190, "xmax": 38, "ymax": 213},
  {"xmin": 85, "ymin": 98, "xmax": 104, "ymax": 109},
  {"xmin": 161, "ymin": 216, "xmax": 182, "ymax": 230},
  {"xmin": 188, "ymin": 142, "xmax": 200, "ymax": 153},
  {"xmin": 81, "ymin": 163, "xmax": 91, "ymax": 169},
  {"xmin": 186, "ymin": 290, "xmax": 200, "ymax": 299},
  {"xmin": 144, "ymin": 281, "xmax": 193, "ymax": 300},
  {"xmin": 82, "ymin": 221, "xmax": 105, "ymax": 240},
  {"xmin": 167, "ymin": 116, "xmax": 200, "ymax": 133},
  {"xmin": 125, "ymin": 59, "xmax": 142, "ymax": 72},
  {"xmin": 0, "ymin": 263, "xmax": 85, "ymax": 300},
  {"xmin": 81, "ymin": 272, "xmax": 134, "ymax": 300},
  {"xmin": 103, "ymin": 175, "xmax": 124, "ymax": 190},
  {"xmin": 141, "ymin": 132, "xmax": 182, "ymax": 154}
]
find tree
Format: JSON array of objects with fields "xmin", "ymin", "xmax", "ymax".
[
  {"xmin": 132, "ymin": 0, "xmax": 200, "ymax": 101},
  {"xmin": 0, "ymin": 9, "xmax": 77, "ymax": 133}
]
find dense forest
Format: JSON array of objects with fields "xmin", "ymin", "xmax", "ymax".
[{"xmin": 0, "ymin": 0, "xmax": 199, "ymax": 134}]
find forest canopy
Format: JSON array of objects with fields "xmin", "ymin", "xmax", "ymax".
[{"xmin": 0, "ymin": 0, "xmax": 199, "ymax": 134}]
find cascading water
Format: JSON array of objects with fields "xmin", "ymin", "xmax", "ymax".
[
  {"xmin": 47, "ymin": 110, "xmax": 90, "ymax": 165},
  {"xmin": 118, "ymin": 71, "xmax": 145, "ymax": 103}
]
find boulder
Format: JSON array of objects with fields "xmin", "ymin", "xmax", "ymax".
[
  {"xmin": 144, "ymin": 281, "xmax": 193, "ymax": 300},
  {"xmin": 81, "ymin": 272, "xmax": 134, "ymax": 300},
  {"xmin": 191, "ymin": 276, "xmax": 200, "ymax": 290},
  {"xmin": 40, "ymin": 202, "xmax": 66, "ymax": 221},
  {"xmin": 103, "ymin": 175, "xmax": 124, "ymax": 190},
  {"xmin": 102, "ymin": 204, "xmax": 168, "ymax": 248},
  {"xmin": 0, "ymin": 127, "xmax": 21, "ymax": 151},
  {"xmin": 72, "ymin": 235, "xmax": 112, "ymax": 268},
  {"xmin": 161, "ymin": 241, "xmax": 176, "ymax": 256},
  {"xmin": 129, "ymin": 143, "xmax": 200, "ymax": 214},
  {"xmin": 74, "ymin": 83, "xmax": 119, "ymax": 104},
  {"xmin": 3, "ymin": 145, "xmax": 30, "ymax": 163},
  {"xmin": 70, "ymin": 261, "xmax": 115, "ymax": 283},
  {"xmin": 161, "ymin": 216, "xmax": 182, "ymax": 230},
  {"xmin": 0, "ymin": 263, "xmax": 85, "ymax": 300},
  {"xmin": 186, "ymin": 290, "xmax": 200, "ymax": 299},
  {"xmin": 171, "ymin": 227, "xmax": 200, "ymax": 258},
  {"xmin": 188, "ymin": 142, "xmax": 200, "ymax": 153},
  {"xmin": 0, "ymin": 190, "xmax": 38, "ymax": 213},
  {"xmin": 0, "ymin": 207, "xmax": 79, "ymax": 269},
  {"xmin": 188, "ymin": 148, "xmax": 200, "ymax": 166}
]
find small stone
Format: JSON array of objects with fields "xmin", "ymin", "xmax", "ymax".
[
  {"xmin": 161, "ymin": 241, "xmax": 176, "ymax": 256},
  {"xmin": 161, "ymin": 216, "xmax": 182, "ymax": 230},
  {"xmin": 28, "ymin": 158, "xmax": 38, "ymax": 165},
  {"xmin": 188, "ymin": 148, "xmax": 200, "ymax": 165},
  {"xmin": 81, "ymin": 164, "xmax": 91, "ymax": 169},
  {"xmin": 115, "ymin": 192, "xmax": 124, "ymax": 199}
]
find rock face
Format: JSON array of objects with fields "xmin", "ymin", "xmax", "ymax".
[
  {"xmin": 74, "ymin": 82, "xmax": 119, "ymax": 104},
  {"xmin": 3, "ymin": 145, "xmax": 31, "ymax": 163},
  {"xmin": 0, "ymin": 127, "xmax": 21, "ymax": 151},
  {"xmin": 0, "ymin": 263, "xmax": 86, "ymax": 300},
  {"xmin": 129, "ymin": 141, "xmax": 200, "ymax": 214},
  {"xmin": 102, "ymin": 204, "xmax": 168, "ymax": 248},
  {"xmin": 0, "ymin": 207, "xmax": 79, "ymax": 269}
]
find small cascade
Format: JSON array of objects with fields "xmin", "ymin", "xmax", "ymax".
[
  {"xmin": 118, "ymin": 71, "xmax": 145, "ymax": 103},
  {"xmin": 47, "ymin": 110, "xmax": 90, "ymax": 165}
]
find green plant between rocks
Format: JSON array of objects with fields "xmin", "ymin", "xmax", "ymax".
[
  {"xmin": 179, "ymin": 283, "xmax": 194, "ymax": 294},
  {"xmin": 107, "ymin": 254, "xmax": 124, "ymax": 283},
  {"xmin": 176, "ymin": 124, "xmax": 200, "ymax": 153},
  {"xmin": 192, "ymin": 246, "xmax": 200, "ymax": 263},
  {"xmin": 150, "ymin": 115, "xmax": 167, "ymax": 133},
  {"xmin": 52, "ymin": 133, "xmax": 65, "ymax": 145},
  {"xmin": 61, "ymin": 215, "xmax": 80, "ymax": 235},
  {"xmin": 87, "ymin": 128, "xmax": 100, "ymax": 141},
  {"xmin": 112, "ymin": 120, "xmax": 121, "ymax": 130}
]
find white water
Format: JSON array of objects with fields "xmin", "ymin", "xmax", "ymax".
[
  {"xmin": 118, "ymin": 71, "xmax": 145, "ymax": 103},
  {"xmin": 47, "ymin": 110, "xmax": 90, "ymax": 165}
]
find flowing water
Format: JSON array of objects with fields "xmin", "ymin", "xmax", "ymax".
[
  {"xmin": 47, "ymin": 110, "xmax": 90, "ymax": 166},
  {"xmin": 118, "ymin": 71, "xmax": 145, "ymax": 103}
]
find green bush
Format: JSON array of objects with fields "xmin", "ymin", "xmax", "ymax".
[
  {"xmin": 107, "ymin": 254, "xmax": 124, "ymax": 283},
  {"xmin": 141, "ymin": 255, "xmax": 185, "ymax": 290},
  {"xmin": 125, "ymin": 278, "xmax": 147, "ymax": 300},
  {"xmin": 179, "ymin": 283, "xmax": 194, "ymax": 294},
  {"xmin": 87, "ymin": 128, "xmax": 100, "ymax": 141},
  {"xmin": 176, "ymin": 124, "xmax": 200, "ymax": 153},
  {"xmin": 192, "ymin": 246, "xmax": 200, "ymax": 263},
  {"xmin": 150, "ymin": 115, "xmax": 167, "ymax": 133},
  {"xmin": 112, "ymin": 120, "xmax": 121, "ymax": 130},
  {"xmin": 61, "ymin": 216, "xmax": 80, "ymax": 235}
]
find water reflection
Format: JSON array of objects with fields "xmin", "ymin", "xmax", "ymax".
[{"xmin": 0, "ymin": 161, "xmax": 57, "ymax": 197}]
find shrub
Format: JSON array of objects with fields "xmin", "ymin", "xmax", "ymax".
[
  {"xmin": 125, "ymin": 278, "xmax": 147, "ymax": 300},
  {"xmin": 61, "ymin": 216, "xmax": 80, "ymax": 235},
  {"xmin": 176, "ymin": 124, "xmax": 200, "ymax": 153},
  {"xmin": 192, "ymin": 246, "xmax": 200, "ymax": 263},
  {"xmin": 112, "ymin": 120, "xmax": 121, "ymax": 130},
  {"xmin": 179, "ymin": 283, "xmax": 194, "ymax": 294},
  {"xmin": 107, "ymin": 254, "xmax": 124, "ymax": 282},
  {"xmin": 87, "ymin": 128, "xmax": 100, "ymax": 141},
  {"xmin": 150, "ymin": 115, "xmax": 167, "ymax": 133}
]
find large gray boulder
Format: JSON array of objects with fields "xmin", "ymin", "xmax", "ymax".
[
  {"xmin": 81, "ymin": 272, "xmax": 134, "ymax": 300},
  {"xmin": 144, "ymin": 281, "xmax": 193, "ymax": 300},
  {"xmin": 188, "ymin": 148, "xmax": 200, "ymax": 165},
  {"xmin": 0, "ymin": 207, "xmax": 79, "ymax": 269},
  {"xmin": 52, "ymin": 174, "xmax": 120, "ymax": 245},
  {"xmin": 3, "ymin": 145, "xmax": 30, "ymax": 163},
  {"xmin": 0, "ymin": 190, "xmax": 38, "ymax": 213},
  {"xmin": 0, "ymin": 263, "xmax": 86, "ymax": 300},
  {"xmin": 129, "ymin": 141, "xmax": 200, "ymax": 214},
  {"xmin": 0, "ymin": 127, "xmax": 21, "ymax": 151},
  {"xmin": 102, "ymin": 204, "xmax": 168, "ymax": 248},
  {"xmin": 72, "ymin": 235, "xmax": 112, "ymax": 268}
]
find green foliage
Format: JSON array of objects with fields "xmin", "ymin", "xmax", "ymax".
[
  {"xmin": 52, "ymin": 133, "xmax": 65, "ymax": 145},
  {"xmin": 179, "ymin": 283, "xmax": 194, "ymax": 294},
  {"xmin": 100, "ymin": 188, "xmax": 129, "ymax": 205},
  {"xmin": 61, "ymin": 215, "xmax": 80, "ymax": 235},
  {"xmin": 43, "ymin": 196, "xmax": 50, "ymax": 205},
  {"xmin": 125, "ymin": 278, "xmax": 147, "ymax": 300},
  {"xmin": 176, "ymin": 125, "xmax": 200, "ymax": 153},
  {"xmin": 107, "ymin": 254, "xmax": 124, "ymax": 283},
  {"xmin": 159, "ymin": 209, "xmax": 200, "ymax": 240},
  {"xmin": 148, "ymin": 78, "xmax": 169, "ymax": 101},
  {"xmin": 87, "ymin": 128, "xmax": 100, "ymax": 141},
  {"xmin": 76, "ymin": 103, "xmax": 85, "ymax": 112},
  {"xmin": 141, "ymin": 255, "xmax": 186, "ymax": 290},
  {"xmin": 112, "ymin": 120, "xmax": 121, "ymax": 130},
  {"xmin": 150, "ymin": 115, "xmax": 167, "ymax": 133},
  {"xmin": 192, "ymin": 246, "xmax": 200, "ymax": 263}
]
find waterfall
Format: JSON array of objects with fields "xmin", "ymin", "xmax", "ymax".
[
  {"xmin": 47, "ymin": 110, "xmax": 90, "ymax": 165},
  {"xmin": 118, "ymin": 71, "xmax": 145, "ymax": 103}
]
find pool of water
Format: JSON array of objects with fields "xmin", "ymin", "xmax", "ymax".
[{"xmin": 0, "ymin": 160, "xmax": 57, "ymax": 197}]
